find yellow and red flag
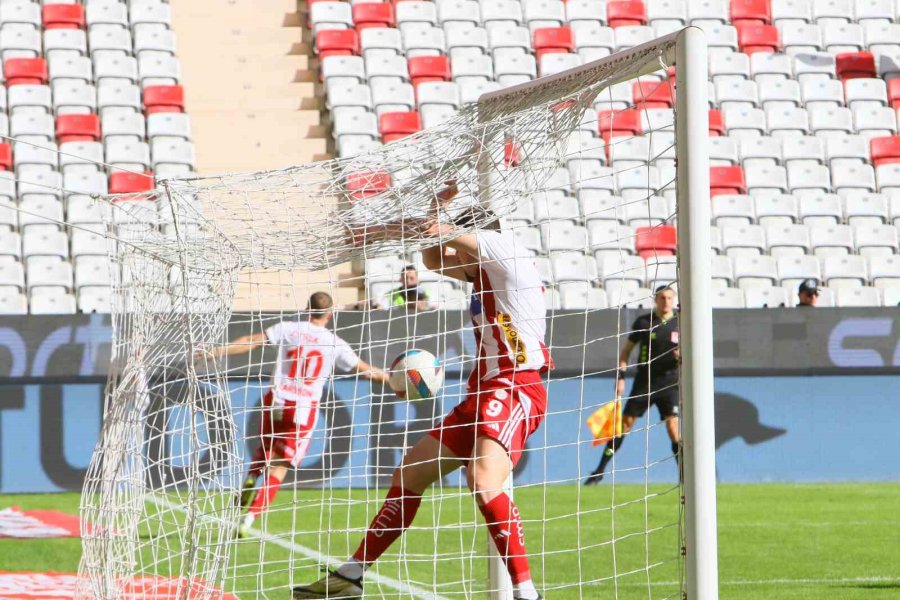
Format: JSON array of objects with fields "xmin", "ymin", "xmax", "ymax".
[{"xmin": 586, "ymin": 400, "xmax": 623, "ymax": 447}]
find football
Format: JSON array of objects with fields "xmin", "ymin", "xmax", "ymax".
[{"xmin": 389, "ymin": 349, "xmax": 444, "ymax": 400}]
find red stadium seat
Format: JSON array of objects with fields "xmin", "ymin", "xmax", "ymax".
[
  {"xmin": 889, "ymin": 80, "xmax": 900, "ymax": 109},
  {"xmin": 736, "ymin": 23, "xmax": 780, "ymax": 54},
  {"xmin": 598, "ymin": 109, "xmax": 641, "ymax": 142},
  {"xmin": 316, "ymin": 29, "xmax": 360, "ymax": 59},
  {"xmin": 504, "ymin": 140, "xmax": 522, "ymax": 167},
  {"xmin": 346, "ymin": 170, "xmax": 391, "ymax": 200},
  {"xmin": 408, "ymin": 56, "xmax": 450, "ymax": 88},
  {"xmin": 42, "ymin": 3, "xmax": 85, "ymax": 29},
  {"xmin": 352, "ymin": 2, "xmax": 395, "ymax": 29},
  {"xmin": 57, "ymin": 115, "xmax": 100, "ymax": 144},
  {"xmin": 379, "ymin": 111, "xmax": 422, "ymax": 143},
  {"xmin": 635, "ymin": 225, "xmax": 677, "ymax": 259},
  {"xmin": 533, "ymin": 27, "xmax": 574, "ymax": 61},
  {"xmin": 633, "ymin": 80, "xmax": 673, "ymax": 108},
  {"xmin": 708, "ymin": 110, "xmax": 725, "ymax": 136},
  {"xmin": 144, "ymin": 85, "xmax": 185, "ymax": 114},
  {"xmin": 710, "ymin": 165, "xmax": 746, "ymax": 197},
  {"xmin": 835, "ymin": 52, "xmax": 876, "ymax": 81},
  {"xmin": 606, "ymin": 0, "xmax": 647, "ymax": 28},
  {"xmin": 730, "ymin": 0, "xmax": 771, "ymax": 26},
  {"xmin": 4, "ymin": 58, "xmax": 47, "ymax": 86},
  {"xmin": 0, "ymin": 143, "xmax": 12, "ymax": 171},
  {"xmin": 870, "ymin": 136, "xmax": 900, "ymax": 167},
  {"xmin": 109, "ymin": 172, "xmax": 155, "ymax": 196}
]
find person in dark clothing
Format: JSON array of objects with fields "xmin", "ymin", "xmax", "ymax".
[
  {"xmin": 585, "ymin": 285, "xmax": 681, "ymax": 485},
  {"xmin": 797, "ymin": 278, "xmax": 820, "ymax": 307}
]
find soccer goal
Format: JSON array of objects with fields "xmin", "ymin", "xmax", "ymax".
[{"xmin": 78, "ymin": 27, "xmax": 716, "ymax": 600}]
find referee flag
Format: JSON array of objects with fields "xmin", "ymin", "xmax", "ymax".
[{"xmin": 586, "ymin": 400, "xmax": 623, "ymax": 447}]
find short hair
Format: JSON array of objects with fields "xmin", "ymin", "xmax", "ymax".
[
  {"xmin": 308, "ymin": 291, "xmax": 333, "ymax": 317},
  {"xmin": 452, "ymin": 205, "xmax": 501, "ymax": 231},
  {"xmin": 403, "ymin": 264, "xmax": 417, "ymax": 272},
  {"xmin": 654, "ymin": 284, "xmax": 675, "ymax": 295}
]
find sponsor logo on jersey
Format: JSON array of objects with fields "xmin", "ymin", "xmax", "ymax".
[{"xmin": 497, "ymin": 313, "xmax": 528, "ymax": 365}]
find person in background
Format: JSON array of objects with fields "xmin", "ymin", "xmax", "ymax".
[
  {"xmin": 378, "ymin": 265, "xmax": 432, "ymax": 310},
  {"xmin": 797, "ymin": 279, "xmax": 820, "ymax": 307}
]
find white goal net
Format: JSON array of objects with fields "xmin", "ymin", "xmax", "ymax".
[{"xmin": 78, "ymin": 30, "xmax": 715, "ymax": 600}]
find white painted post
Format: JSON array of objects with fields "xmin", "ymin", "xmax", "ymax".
[{"xmin": 675, "ymin": 26, "xmax": 720, "ymax": 600}]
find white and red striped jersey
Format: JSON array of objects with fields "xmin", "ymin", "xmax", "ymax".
[
  {"xmin": 264, "ymin": 321, "xmax": 360, "ymax": 409},
  {"xmin": 469, "ymin": 230, "xmax": 550, "ymax": 381}
]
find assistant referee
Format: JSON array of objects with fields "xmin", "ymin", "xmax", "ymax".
[{"xmin": 585, "ymin": 285, "xmax": 682, "ymax": 485}]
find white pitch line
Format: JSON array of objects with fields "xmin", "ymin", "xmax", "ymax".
[
  {"xmin": 146, "ymin": 494, "xmax": 451, "ymax": 600},
  {"xmin": 541, "ymin": 575, "xmax": 900, "ymax": 588}
]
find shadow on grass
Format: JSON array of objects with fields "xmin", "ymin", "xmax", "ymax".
[{"xmin": 838, "ymin": 581, "xmax": 900, "ymax": 591}]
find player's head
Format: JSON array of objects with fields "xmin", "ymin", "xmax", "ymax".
[
  {"xmin": 401, "ymin": 265, "xmax": 419, "ymax": 288},
  {"xmin": 797, "ymin": 279, "xmax": 819, "ymax": 307},
  {"xmin": 654, "ymin": 285, "xmax": 676, "ymax": 314},
  {"xmin": 452, "ymin": 204, "xmax": 501, "ymax": 232},
  {"xmin": 307, "ymin": 291, "xmax": 334, "ymax": 322}
]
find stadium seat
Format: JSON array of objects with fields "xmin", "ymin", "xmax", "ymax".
[
  {"xmin": 854, "ymin": 224, "xmax": 899, "ymax": 257},
  {"xmin": 808, "ymin": 106, "xmax": 854, "ymax": 138},
  {"xmin": 855, "ymin": 107, "xmax": 898, "ymax": 138},
  {"xmin": 597, "ymin": 109, "xmax": 641, "ymax": 141},
  {"xmin": 601, "ymin": 254, "xmax": 646, "ymax": 289},
  {"xmin": 836, "ymin": 286, "xmax": 882, "ymax": 306},
  {"xmin": 30, "ymin": 289, "xmax": 77, "ymax": 315},
  {"xmin": 724, "ymin": 107, "xmax": 766, "ymax": 139},
  {"xmin": 810, "ymin": 223, "xmax": 855, "ymax": 257},
  {"xmin": 736, "ymin": 24, "xmax": 780, "ymax": 54},
  {"xmin": 396, "ymin": 1, "xmax": 437, "ymax": 34},
  {"xmin": 884, "ymin": 286, "xmax": 900, "ymax": 306},
  {"xmin": 490, "ymin": 26, "xmax": 532, "ymax": 59},
  {"xmin": 869, "ymin": 255, "xmax": 900, "ymax": 288},
  {"xmin": 708, "ymin": 109, "xmax": 725, "ymax": 136},
  {"xmin": 709, "ymin": 51, "xmax": 750, "ymax": 83},
  {"xmin": 778, "ymin": 255, "xmax": 821, "ymax": 289},
  {"xmin": 108, "ymin": 172, "xmax": 155, "ymax": 196},
  {"xmin": 143, "ymin": 85, "xmax": 184, "ymax": 114},
  {"xmin": 634, "ymin": 224, "xmax": 676, "ymax": 259},
  {"xmin": 56, "ymin": 114, "xmax": 100, "ymax": 144},
  {"xmin": 551, "ymin": 251, "xmax": 597, "ymax": 282},
  {"xmin": 844, "ymin": 79, "xmax": 887, "ymax": 110},
  {"xmin": 740, "ymin": 136, "xmax": 782, "ymax": 167},
  {"xmin": 403, "ymin": 26, "xmax": 446, "ymax": 58},
  {"xmin": 712, "ymin": 288, "xmax": 746, "ymax": 308},
  {"xmin": 745, "ymin": 163, "xmax": 788, "ymax": 196},
  {"xmin": 533, "ymin": 26, "xmax": 574, "ymax": 61},
  {"xmin": 731, "ymin": 0, "xmax": 771, "ymax": 26},
  {"xmin": 800, "ymin": 78, "xmax": 844, "ymax": 109},
  {"xmin": 352, "ymin": 2, "xmax": 395, "ymax": 30},
  {"xmin": 4, "ymin": 57, "xmax": 47, "ymax": 86},
  {"xmin": 451, "ymin": 54, "xmax": 493, "ymax": 84},
  {"xmin": 709, "ymin": 136, "xmax": 739, "ymax": 165},
  {"xmin": 793, "ymin": 52, "xmax": 836, "ymax": 82},
  {"xmin": 781, "ymin": 24, "xmax": 821, "ymax": 55},
  {"xmin": 316, "ymin": 29, "xmax": 360, "ymax": 60},
  {"xmin": 822, "ymin": 23, "xmax": 864, "ymax": 54},
  {"xmin": 18, "ymin": 197, "xmax": 63, "ymax": 231},
  {"xmin": 559, "ymin": 281, "xmax": 609, "ymax": 309},
  {"xmin": 824, "ymin": 135, "xmax": 869, "ymax": 168},
  {"xmin": 77, "ymin": 287, "xmax": 111, "ymax": 313},
  {"xmin": 481, "ymin": 0, "xmax": 524, "ymax": 32},
  {"xmin": 771, "ymin": 0, "xmax": 811, "ymax": 26},
  {"xmin": 844, "ymin": 194, "xmax": 889, "ymax": 226},
  {"xmin": 870, "ymin": 137, "xmax": 900, "ymax": 167},
  {"xmin": 379, "ymin": 111, "xmax": 421, "ymax": 143},
  {"xmin": 781, "ymin": 136, "xmax": 824, "ymax": 166},
  {"xmin": 437, "ymin": 0, "xmax": 480, "ymax": 33},
  {"xmin": 833, "ymin": 164, "xmax": 877, "ymax": 196},
  {"xmin": 722, "ymin": 224, "xmax": 766, "ymax": 256},
  {"xmin": 733, "ymin": 255, "xmax": 778, "ymax": 288},
  {"xmin": 408, "ymin": 56, "xmax": 450, "ymax": 88},
  {"xmin": 750, "ymin": 53, "xmax": 793, "ymax": 86},
  {"xmin": 74, "ymin": 256, "xmax": 111, "ymax": 290},
  {"xmin": 835, "ymin": 52, "xmax": 877, "ymax": 81},
  {"xmin": 44, "ymin": 29, "xmax": 87, "ymax": 60},
  {"xmin": 607, "ymin": 0, "xmax": 647, "ymax": 28},
  {"xmin": 0, "ymin": 228, "xmax": 20, "ymax": 259},
  {"xmin": 53, "ymin": 81, "xmax": 97, "ymax": 115},
  {"xmin": 710, "ymin": 165, "xmax": 747, "ymax": 197},
  {"xmin": 102, "ymin": 112, "xmax": 147, "ymax": 141},
  {"xmin": 823, "ymin": 255, "xmax": 868, "ymax": 287},
  {"xmin": 633, "ymin": 79, "xmax": 673, "ymax": 108},
  {"xmin": 589, "ymin": 220, "xmax": 636, "ymax": 260},
  {"xmin": 712, "ymin": 194, "xmax": 755, "ymax": 226},
  {"xmin": 310, "ymin": 1, "xmax": 352, "ymax": 32},
  {"xmin": 715, "ymin": 79, "xmax": 758, "ymax": 111},
  {"xmin": 613, "ymin": 25, "xmax": 654, "ymax": 50},
  {"xmin": 540, "ymin": 52, "xmax": 581, "ymax": 76},
  {"xmin": 744, "ymin": 285, "xmax": 789, "ymax": 307},
  {"xmin": 360, "ymin": 28, "xmax": 402, "ymax": 62},
  {"xmin": 446, "ymin": 27, "xmax": 488, "ymax": 60},
  {"xmin": 798, "ymin": 194, "xmax": 842, "ymax": 225},
  {"xmin": 0, "ymin": 143, "xmax": 11, "ymax": 172}
]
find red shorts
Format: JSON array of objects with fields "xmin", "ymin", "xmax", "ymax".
[
  {"xmin": 257, "ymin": 391, "xmax": 318, "ymax": 468},
  {"xmin": 428, "ymin": 370, "xmax": 547, "ymax": 467}
]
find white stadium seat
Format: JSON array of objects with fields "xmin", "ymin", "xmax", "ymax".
[
  {"xmin": 755, "ymin": 195, "xmax": 799, "ymax": 227},
  {"xmin": 799, "ymin": 194, "xmax": 843, "ymax": 225},
  {"xmin": 30, "ymin": 289, "xmax": 77, "ymax": 315},
  {"xmin": 778, "ymin": 255, "xmax": 821, "ymax": 289},
  {"xmin": 869, "ymin": 255, "xmax": 900, "ymax": 288},
  {"xmin": 854, "ymin": 224, "xmax": 899, "ymax": 257},
  {"xmin": 836, "ymin": 286, "xmax": 882, "ymax": 307},
  {"xmin": 711, "ymin": 287, "xmax": 746, "ymax": 308},
  {"xmin": 721, "ymin": 224, "xmax": 766, "ymax": 257},
  {"xmin": 823, "ymin": 255, "xmax": 868, "ymax": 287},
  {"xmin": 844, "ymin": 194, "xmax": 889, "ymax": 226},
  {"xmin": 772, "ymin": 0, "xmax": 812, "ymax": 27},
  {"xmin": 810, "ymin": 223, "xmax": 855, "ymax": 257},
  {"xmin": 744, "ymin": 286, "xmax": 789, "ymax": 307},
  {"xmin": 765, "ymin": 223, "xmax": 811, "ymax": 257},
  {"xmin": 733, "ymin": 255, "xmax": 779, "ymax": 288}
]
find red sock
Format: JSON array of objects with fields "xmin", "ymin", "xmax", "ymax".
[
  {"xmin": 352, "ymin": 486, "xmax": 422, "ymax": 564},
  {"xmin": 478, "ymin": 493, "xmax": 532, "ymax": 584},
  {"xmin": 248, "ymin": 474, "xmax": 281, "ymax": 517}
]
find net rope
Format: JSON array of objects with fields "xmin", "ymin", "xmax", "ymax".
[{"xmin": 75, "ymin": 33, "xmax": 685, "ymax": 599}]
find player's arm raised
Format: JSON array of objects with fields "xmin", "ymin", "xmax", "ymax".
[
  {"xmin": 354, "ymin": 359, "xmax": 390, "ymax": 385},
  {"xmin": 615, "ymin": 340, "xmax": 636, "ymax": 399},
  {"xmin": 198, "ymin": 331, "xmax": 268, "ymax": 361}
]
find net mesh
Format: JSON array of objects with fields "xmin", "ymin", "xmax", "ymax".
[{"xmin": 78, "ymin": 33, "xmax": 686, "ymax": 599}]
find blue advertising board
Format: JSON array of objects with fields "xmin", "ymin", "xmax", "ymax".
[{"xmin": 2, "ymin": 375, "xmax": 897, "ymax": 493}]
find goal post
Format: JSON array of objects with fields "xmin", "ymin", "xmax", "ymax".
[{"xmin": 76, "ymin": 27, "xmax": 719, "ymax": 600}]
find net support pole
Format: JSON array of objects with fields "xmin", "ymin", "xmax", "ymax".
[{"xmin": 675, "ymin": 27, "xmax": 719, "ymax": 600}]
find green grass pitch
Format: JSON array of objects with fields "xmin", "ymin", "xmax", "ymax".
[{"xmin": 1, "ymin": 484, "xmax": 898, "ymax": 599}]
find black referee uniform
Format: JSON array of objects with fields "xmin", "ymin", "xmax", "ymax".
[{"xmin": 623, "ymin": 311, "xmax": 681, "ymax": 420}]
